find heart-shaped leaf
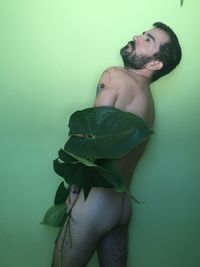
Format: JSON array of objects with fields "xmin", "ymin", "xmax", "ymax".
[
  {"xmin": 53, "ymin": 151, "xmax": 114, "ymax": 188},
  {"xmin": 41, "ymin": 203, "xmax": 67, "ymax": 227},
  {"xmin": 54, "ymin": 150, "xmax": 133, "ymax": 196},
  {"xmin": 65, "ymin": 107, "xmax": 153, "ymax": 159},
  {"xmin": 54, "ymin": 182, "xmax": 70, "ymax": 205}
]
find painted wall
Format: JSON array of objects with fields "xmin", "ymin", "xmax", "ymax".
[{"xmin": 0, "ymin": 0, "xmax": 199, "ymax": 266}]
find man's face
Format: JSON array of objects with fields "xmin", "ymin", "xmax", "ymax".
[{"xmin": 120, "ymin": 28, "xmax": 169, "ymax": 69}]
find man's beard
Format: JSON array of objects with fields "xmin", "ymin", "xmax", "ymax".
[{"xmin": 120, "ymin": 41, "xmax": 154, "ymax": 69}]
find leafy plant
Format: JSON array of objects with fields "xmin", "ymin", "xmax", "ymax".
[{"xmin": 42, "ymin": 107, "xmax": 153, "ymax": 227}]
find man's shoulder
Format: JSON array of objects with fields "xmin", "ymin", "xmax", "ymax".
[
  {"xmin": 103, "ymin": 66, "xmax": 124, "ymax": 74},
  {"xmin": 98, "ymin": 67, "xmax": 124, "ymax": 90}
]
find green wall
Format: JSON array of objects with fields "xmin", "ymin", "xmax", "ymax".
[{"xmin": 0, "ymin": 0, "xmax": 199, "ymax": 266}]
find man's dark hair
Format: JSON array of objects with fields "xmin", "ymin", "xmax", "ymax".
[{"xmin": 151, "ymin": 22, "xmax": 182, "ymax": 82}]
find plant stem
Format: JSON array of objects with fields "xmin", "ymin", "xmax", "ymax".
[{"xmin": 60, "ymin": 213, "xmax": 72, "ymax": 267}]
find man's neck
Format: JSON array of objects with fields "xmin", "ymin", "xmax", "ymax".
[{"xmin": 123, "ymin": 67, "xmax": 152, "ymax": 87}]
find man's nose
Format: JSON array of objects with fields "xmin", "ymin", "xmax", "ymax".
[{"xmin": 133, "ymin": 35, "xmax": 143, "ymax": 45}]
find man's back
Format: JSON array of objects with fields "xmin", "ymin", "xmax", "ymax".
[
  {"xmin": 94, "ymin": 66, "xmax": 155, "ymax": 186},
  {"xmin": 94, "ymin": 66, "xmax": 155, "ymax": 128}
]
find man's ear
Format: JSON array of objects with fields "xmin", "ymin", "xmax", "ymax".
[{"xmin": 146, "ymin": 60, "xmax": 163, "ymax": 71}]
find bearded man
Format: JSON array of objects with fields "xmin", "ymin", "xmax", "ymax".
[{"xmin": 52, "ymin": 22, "xmax": 182, "ymax": 267}]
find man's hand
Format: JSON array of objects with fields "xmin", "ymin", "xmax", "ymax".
[{"xmin": 66, "ymin": 185, "xmax": 80, "ymax": 214}]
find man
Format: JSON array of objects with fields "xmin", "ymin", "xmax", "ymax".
[{"xmin": 52, "ymin": 22, "xmax": 182, "ymax": 267}]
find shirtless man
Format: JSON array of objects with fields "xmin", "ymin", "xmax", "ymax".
[{"xmin": 52, "ymin": 22, "xmax": 182, "ymax": 267}]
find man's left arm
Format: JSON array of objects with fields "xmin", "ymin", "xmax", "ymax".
[{"xmin": 94, "ymin": 68, "xmax": 118, "ymax": 107}]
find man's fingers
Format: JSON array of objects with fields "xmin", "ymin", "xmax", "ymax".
[
  {"xmin": 66, "ymin": 196, "xmax": 71, "ymax": 207},
  {"xmin": 66, "ymin": 190, "xmax": 80, "ymax": 213}
]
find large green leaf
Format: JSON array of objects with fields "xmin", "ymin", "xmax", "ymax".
[
  {"xmin": 83, "ymin": 187, "xmax": 92, "ymax": 200},
  {"xmin": 64, "ymin": 107, "xmax": 153, "ymax": 159},
  {"xmin": 54, "ymin": 150, "xmax": 141, "ymax": 202},
  {"xmin": 54, "ymin": 182, "xmax": 70, "ymax": 205},
  {"xmin": 41, "ymin": 202, "xmax": 67, "ymax": 227},
  {"xmin": 54, "ymin": 149, "xmax": 124, "ymax": 189},
  {"xmin": 53, "ymin": 150, "xmax": 115, "ymax": 188}
]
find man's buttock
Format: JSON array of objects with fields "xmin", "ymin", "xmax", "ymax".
[{"xmin": 71, "ymin": 187, "xmax": 132, "ymax": 235}]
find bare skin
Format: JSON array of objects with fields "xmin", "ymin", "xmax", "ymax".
[{"xmin": 52, "ymin": 27, "xmax": 170, "ymax": 267}]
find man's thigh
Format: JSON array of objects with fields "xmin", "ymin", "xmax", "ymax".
[
  {"xmin": 52, "ymin": 212, "xmax": 100, "ymax": 267},
  {"xmin": 97, "ymin": 224, "xmax": 129, "ymax": 267}
]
